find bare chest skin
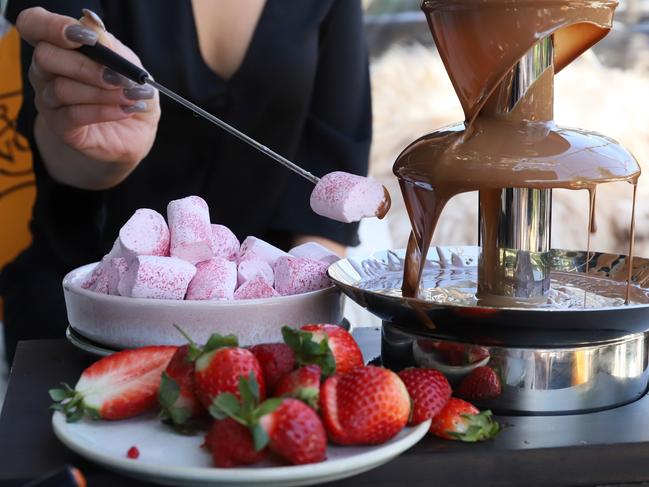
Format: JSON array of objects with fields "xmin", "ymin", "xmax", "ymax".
[{"xmin": 191, "ymin": 0, "xmax": 266, "ymax": 80}]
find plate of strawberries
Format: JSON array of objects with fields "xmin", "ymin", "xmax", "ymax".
[{"xmin": 50, "ymin": 325, "xmax": 498, "ymax": 487}]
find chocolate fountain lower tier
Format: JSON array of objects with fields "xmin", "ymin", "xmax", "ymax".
[{"xmin": 329, "ymin": 247, "xmax": 649, "ymax": 415}]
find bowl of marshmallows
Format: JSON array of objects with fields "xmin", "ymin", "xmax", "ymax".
[{"xmin": 63, "ymin": 195, "xmax": 344, "ymax": 350}]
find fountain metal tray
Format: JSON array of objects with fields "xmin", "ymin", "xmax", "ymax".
[{"xmin": 329, "ymin": 246, "xmax": 649, "ymax": 347}]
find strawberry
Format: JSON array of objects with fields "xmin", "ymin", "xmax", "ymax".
[
  {"xmin": 429, "ymin": 397, "xmax": 499, "ymax": 441},
  {"xmin": 456, "ymin": 366, "xmax": 502, "ymax": 401},
  {"xmin": 248, "ymin": 343, "xmax": 295, "ymax": 394},
  {"xmin": 158, "ymin": 345, "xmax": 206, "ymax": 431},
  {"xmin": 205, "ymin": 418, "xmax": 268, "ymax": 467},
  {"xmin": 50, "ymin": 346, "xmax": 177, "ymax": 422},
  {"xmin": 260, "ymin": 398, "xmax": 327, "ymax": 465},
  {"xmin": 282, "ymin": 324, "xmax": 363, "ymax": 377},
  {"xmin": 320, "ymin": 366, "xmax": 410, "ymax": 445},
  {"xmin": 397, "ymin": 368, "xmax": 451, "ymax": 424},
  {"xmin": 210, "ymin": 375, "xmax": 326, "ymax": 465},
  {"xmin": 273, "ymin": 365, "xmax": 321, "ymax": 409}
]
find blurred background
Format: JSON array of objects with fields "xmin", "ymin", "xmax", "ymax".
[{"xmin": 1, "ymin": 1, "xmax": 648, "ymax": 406}]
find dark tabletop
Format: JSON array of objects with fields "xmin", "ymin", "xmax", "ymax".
[{"xmin": 3, "ymin": 328, "xmax": 649, "ymax": 487}]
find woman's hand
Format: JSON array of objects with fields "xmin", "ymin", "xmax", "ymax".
[{"xmin": 16, "ymin": 7, "xmax": 161, "ymax": 189}]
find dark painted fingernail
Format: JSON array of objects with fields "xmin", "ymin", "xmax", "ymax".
[
  {"xmin": 81, "ymin": 8, "xmax": 106, "ymax": 31},
  {"xmin": 122, "ymin": 101, "xmax": 147, "ymax": 113},
  {"xmin": 124, "ymin": 85, "xmax": 155, "ymax": 101},
  {"xmin": 64, "ymin": 24, "xmax": 98, "ymax": 45},
  {"xmin": 103, "ymin": 68, "xmax": 134, "ymax": 88}
]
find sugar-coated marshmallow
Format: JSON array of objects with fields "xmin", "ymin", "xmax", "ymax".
[
  {"xmin": 211, "ymin": 224, "xmax": 240, "ymax": 261},
  {"xmin": 238, "ymin": 236, "xmax": 288, "ymax": 267},
  {"xmin": 237, "ymin": 258, "xmax": 274, "ymax": 287},
  {"xmin": 234, "ymin": 275, "xmax": 279, "ymax": 300},
  {"xmin": 167, "ymin": 196, "xmax": 213, "ymax": 264},
  {"xmin": 274, "ymin": 256, "xmax": 331, "ymax": 296},
  {"xmin": 118, "ymin": 256, "xmax": 196, "ymax": 300},
  {"xmin": 310, "ymin": 171, "xmax": 391, "ymax": 223},
  {"xmin": 118, "ymin": 209, "xmax": 170, "ymax": 260},
  {"xmin": 289, "ymin": 242, "xmax": 341, "ymax": 265},
  {"xmin": 106, "ymin": 257, "xmax": 129, "ymax": 295},
  {"xmin": 186, "ymin": 258, "xmax": 237, "ymax": 300}
]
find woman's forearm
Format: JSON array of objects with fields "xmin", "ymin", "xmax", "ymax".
[{"xmin": 34, "ymin": 113, "xmax": 140, "ymax": 190}]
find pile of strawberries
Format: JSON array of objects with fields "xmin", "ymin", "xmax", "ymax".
[{"xmin": 50, "ymin": 324, "xmax": 499, "ymax": 468}]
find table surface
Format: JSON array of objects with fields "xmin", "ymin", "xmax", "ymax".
[{"xmin": 3, "ymin": 328, "xmax": 649, "ymax": 487}]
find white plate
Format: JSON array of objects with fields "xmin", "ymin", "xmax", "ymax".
[{"xmin": 52, "ymin": 412, "xmax": 429, "ymax": 487}]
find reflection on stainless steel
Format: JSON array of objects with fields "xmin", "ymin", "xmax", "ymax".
[{"xmin": 383, "ymin": 325, "xmax": 649, "ymax": 414}]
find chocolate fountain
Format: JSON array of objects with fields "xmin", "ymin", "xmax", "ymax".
[{"xmin": 330, "ymin": 0, "xmax": 649, "ymax": 414}]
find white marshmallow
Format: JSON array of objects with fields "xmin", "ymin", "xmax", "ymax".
[
  {"xmin": 118, "ymin": 256, "xmax": 196, "ymax": 300},
  {"xmin": 167, "ymin": 196, "xmax": 213, "ymax": 264},
  {"xmin": 211, "ymin": 224, "xmax": 240, "ymax": 261},
  {"xmin": 118, "ymin": 209, "xmax": 170, "ymax": 260},
  {"xmin": 234, "ymin": 275, "xmax": 280, "ymax": 300},
  {"xmin": 186, "ymin": 258, "xmax": 237, "ymax": 301},
  {"xmin": 273, "ymin": 256, "xmax": 331, "ymax": 296},
  {"xmin": 237, "ymin": 258, "xmax": 274, "ymax": 287},
  {"xmin": 106, "ymin": 257, "xmax": 129, "ymax": 295},
  {"xmin": 310, "ymin": 171, "xmax": 390, "ymax": 223},
  {"xmin": 238, "ymin": 236, "xmax": 288, "ymax": 267},
  {"xmin": 289, "ymin": 242, "xmax": 341, "ymax": 265}
]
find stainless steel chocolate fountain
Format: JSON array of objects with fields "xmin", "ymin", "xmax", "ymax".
[{"xmin": 329, "ymin": 0, "xmax": 649, "ymax": 415}]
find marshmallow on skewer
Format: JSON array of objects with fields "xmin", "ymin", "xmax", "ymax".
[
  {"xmin": 310, "ymin": 171, "xmax": 391, "ymax": 223},
  {"xmin": 237, "ymin": 258, "xmax": 274, "ymax": 287},
  {"xmin": 211, "ymin": 224, "xmax": 240, "ymax": 261},
  {"xmin": 167, "ymin": 196, "xmax": 213, "ymax": 264},
  {"xmin": 118, "ymin": 256, "xmax": 196, "ymax": 300},
  {"xmin": 238, "ymin": 236, "xmax": 288, "ymax": 267},
  {"xmin": 186, "ymin": 258, "xmax": 237, "ymax": 301},
  {"xmin": 289, "ymin": 242, "xmax": 341, "ymax": 265},
  {"xmin": 274, "ymin": 256, "xmax": 331, "ymax": 296},
  {"xmin": 118, "ymin": 209, "xmax": 170, "ymax": 260},
  {"xmin": 234, "ymin": 275, "xmax": 280, "ymax": 300}
]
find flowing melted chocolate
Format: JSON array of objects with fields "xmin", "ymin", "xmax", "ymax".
[{"xmin": 395, "ymin": 0, "xmax": 641, "ymax": 302}]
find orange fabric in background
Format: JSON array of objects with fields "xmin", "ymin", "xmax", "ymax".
[{"xmin": 0, "ymin": 26, "xmax": 36, "ymax": 319}]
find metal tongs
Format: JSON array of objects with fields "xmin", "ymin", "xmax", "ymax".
[{"xmin": 77, "ymin": 42, "xmax": 320, "ymax": 185}]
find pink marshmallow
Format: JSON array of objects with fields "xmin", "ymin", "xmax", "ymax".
[
  {"xmin": 237, "ymin": 258, "xmax": 274, "ymax": 287},
  {"xmin": 211, "ymin": 224, "xmax": 240, "ymax": 261},
  {"xmin": 238, "ymin": 236, "xmax": 288, "ymax": 267},
  {"xmin": 81, "ymin": 261, "xmax": 105, "ymax": 290},
  {"xmin": 289, "ymin": 242, "xmax": 341, "ymax": 265},
  {"xmin": 234, "ymin": 275, "xmax": 280, "ymax": 300},
  {"xmin": 273, "ymin": 256, "xmax": 331, "ymax": 296},
  {"xmin": 186, "ymin": 258, "xmax": 237, "ymax": 301},
  {"xmin": 118, "ymin": 209, "xmax": 170, "ymax": 260},
  {"xmin": 117, "ymin": 256, "xmax": 196, "ymax": 300},
  {"xmin": 167, "ymin": 196, "xmax": 213, "ymax": 264},
  {"xmin": 310, "ymin": 171, "xmax": 390, "ymax": 223},
  {"xmin": 106, "ymin": 257, "xmax": 129, "ymax": 295}
]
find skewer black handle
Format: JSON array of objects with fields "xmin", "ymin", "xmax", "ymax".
[{"xmin": 77, "ymin": 42, "xmax": 149, "ymax": 85}]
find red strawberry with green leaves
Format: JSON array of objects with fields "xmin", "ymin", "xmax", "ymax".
[
  {"xmin": 282, "ymin": 324, "xmax": 363, "ymax": 377},
  {"xmin": 456, "ymin": 366, "xmax": 502, "ymax": 401},
  {"xmin": 158, "ymin": 345, "xmax": 206, "ymax": 431},
  {"xmin": 320, "ymin": 366, "xmax": 410, "ymax": 445},
  {"xmin": 397, "ymin": 368, "xmax": 451, "ymax": 424},
  {"xmin": 210, "ymin": 375, "xmax": 326, "ymax": 465},
  {"xmin": 429, "ymin": 397, "xmax": 499, "ymax": 441},
  {"xmin": 204, "ymin": 417, "xmax": 269, "ymax": 467},
  {"xmin": 248, "ymin": 343, "xmax": 295, "ymax": 394},
  {"xmin": 192, "ymin": 335, "xmax": 266, "ymax": 409},
  {"xmin": 50, "ymin": 346, "xmax": 177, "ymax": 422},
  {"xmin": 273, "ymin": 365, "xmax": 321, "ymax": 409}
]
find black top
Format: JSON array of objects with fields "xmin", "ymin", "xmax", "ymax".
[{"xmin": 0, "ymin": 0, "xmax": 371, "ymax": 360}]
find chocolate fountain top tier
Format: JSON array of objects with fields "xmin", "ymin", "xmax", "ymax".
[{"xmin": 422, "ymin": 0, "xmax": 618, "ymax": 123}]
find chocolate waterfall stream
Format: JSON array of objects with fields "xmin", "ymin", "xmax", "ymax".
[{"xmin": 394, "ymin": 0, "xmax": 641, "ymax": 307}]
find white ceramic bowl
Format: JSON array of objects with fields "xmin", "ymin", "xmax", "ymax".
[{"xmin": 63, "ymin": 263, "xmax": 344, "ymax": 349}]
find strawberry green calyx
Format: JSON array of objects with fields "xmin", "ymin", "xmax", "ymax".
[
  {"xmin": 49, "ymin": 383, "xmax": 95, "ymax": 423},
  {"xmin": 450, "ymin": 410, "xmax": 500, "ymax": 442},
  {"xmin": 290, "ymin": 387, "xmax": 319, "ymax": 410},
  {"xmin": 209, "ymin": 374, "xmax": 282, "ymax": 451},
  {"xmin": 173, "ymin": 324, "xmax": 238, "ymax": 362},
  {"xmin": 281, "ymin": 326, "xmax": 336, "ymax": 377},
  {"xmin": 158, "ymin": 372, "xmax": 197, "ymax": 433}
]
